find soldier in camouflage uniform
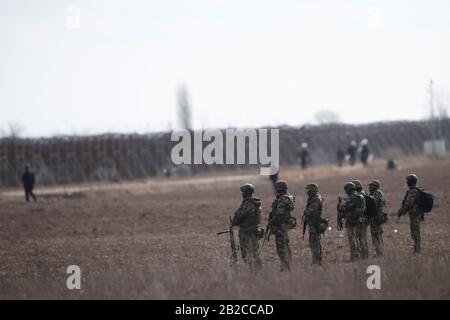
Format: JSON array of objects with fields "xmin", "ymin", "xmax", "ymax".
[
  {"xmin": 338, "ymin": 182, "xmax": 366, "ymax": 262},
  {"xmin": 231, "ymin": 183, "xmax": 263, "ymax": 271},
  {"xmin": 397, "ymin": 174, "xmax": 423, "ymax": 254},
  {"xmin": 368, "ymin": 180, "xmax": 386, "ymax": 257},
  {"xmin": 352, "ymin": 180, "xmax": 369, "ymax": 260},
  {"xmin": 268, "ymin": 180, "xmax": 296, "ymax": 271},
  {"xmin": 303, "ymin": 183, "xmax": 324, "ymax": 265}
]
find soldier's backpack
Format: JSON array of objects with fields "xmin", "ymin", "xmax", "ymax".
[
  {"xmin": 285, "ymin": 195, "xmax": 297, "ymax": 229},
  {"xmin": 376, "ymin": 212, "xmax": 388, "ymax": 224},
  {"xmin": 363, "ymin": 194, "xmax": 378, "ymax": 218},
  {"xmin": 270, "ymin": 194, "xmax": 297, "ymax": 229},
  {"xmin": 416, "ymin": 187, "xmax": 434, "ymax": 213},
  {"xmin": 343, "ymin": 196, "xmax": 363, "ymax": 225}
]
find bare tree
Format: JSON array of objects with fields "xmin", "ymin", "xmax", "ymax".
[
  {"xmin": 176, "ymin": 84, "xmax": 193, "ymax": 130},
  {"xmin": 6, "ymin": 122, "xmax": 25, "ymax": 138},
  {"xmin": 314, "ymin": 109, "xmax": 341, "ymax": 124}
]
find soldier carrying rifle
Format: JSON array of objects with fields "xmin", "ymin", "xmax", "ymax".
[
  {"xmin": 267, "ymin": 180, "xmax": 296, "ymax": 272},
  {"xmin": 302, "ymin": 183, "xmax": 327, "ymax": 266},
  {"xmin": 222, "ymin": 183, "xmax": 263, "ymax": 271}
]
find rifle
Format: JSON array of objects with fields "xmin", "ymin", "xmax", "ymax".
[
  {"xmin": 337, "ymin": 196, "xmax": 344, "ymax": 231},
  {"xmin": 216, "ymin": 216, "xmax": 237, "ymax": 266},
  {"xmin": 397, "ymin": 192, "xmax": 409, "ymax": 224},
  {"xmin": 302, "ymin": 214, "xmax": 307, "ymax": 240},
  {"xmin": 262, "ymin": 224, "xmax": 271, "ymax": 247},
  {"xmin": 263, "ymin": 208, "xmax": 275, "ymax": 247}
]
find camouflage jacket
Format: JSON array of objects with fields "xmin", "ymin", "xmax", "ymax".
[
  {"xmin": 339, "ymin": 191, "xmax": 365, "ymax": 226},
  {"xmin": 269, "ymin": 192, "xmax": 295, "ymax": 227},
  {"xmin": 232, "ymin": 196, "xmax": 262, "ymax": 232},
  {"xmin": 303, "ymin": 193, "xmax": 323, "ymax": 226},
  {"xmin": 398, "ymin": 187, "xmax": 420, "ymax": 216},
  {"xmin": 370, "ymin": 190, "xmax": 386, "ymax": 214},
  {"xmin": 358, "ymin": 190, "xmax": 370, "ymax": 218}
]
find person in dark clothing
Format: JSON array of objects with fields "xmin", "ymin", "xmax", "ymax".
[
  {"xmin": 22, "ymin": 165, "xmax": 37, "ymax": 202},
  {"xmin": 387, "ymin": 159, "xmax": 397, "ymax": 170},
  {"xmin": 269, "ymin": 171, "xmax": 279, "ymax": 194},
  {"xmin": 347, "ymin": 141, "xmax": 357, "ymax": 166},
  {"xmin": 360, "ymin": 139, "xmax": 370, "ymax": 166},
  {"xmin": 336, "ymin": 147, "xmax": 345, "ymax": 167},
  {"xmin": 298, "ymin": 143, "xmax": 310, "ymax": 170}
]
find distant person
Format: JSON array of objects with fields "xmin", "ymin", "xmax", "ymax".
[
  {"xmin": 360, "ymin": 139, "xmax": 370, "ymax": 166},
  {"xmin": 268, "ymin": 180, "xmax": 296, "ymax": 271},
  {"xmin": 22, "ymin": 165, "xmax": 37, "ymax": 202},
  {"xmin": 337, "ymin": 182, "xmax": 365, "ymax": 262},
  {"xmin": 347, "ymin": 141, "xmax": 357, "ymax": 166},
  {"xmin": 397, "ymin": 174, "xmax": 429, "ymax": 255},
  {"xmin": 352, "ymin": 180, "xmax": 369, "ymax": 260},
  {"xmin": 269, "ymin": 172, "xmax": 279, "ymax": 194},
  {"xmin": 302, "ymin": 183, "xmax": 325, "ymax": 265},
  {"xmin": 387, "ymin": 159, "xmax": 397, "ymax": 170},
  {"xmin": 231, "ymin": 183, "xmax": 263, "ymax": 271},
  {"xmin": 298, "ymin": 143, "xmax": 309, "ymax": 170},
  {"xmin": 368, "ymin": 180, "xmax": 386, "ymax": 257},
  {"xmin": 336, "ymin": 147, "xmax": 345, "ymax": 167}
]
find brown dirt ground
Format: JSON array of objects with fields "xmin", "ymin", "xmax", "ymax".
[{"xmin": 1, "ymin": 156, "xmax": 450, "ymax": 299}]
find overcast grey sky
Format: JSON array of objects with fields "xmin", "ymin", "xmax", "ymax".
[{"xmin": 1, "ymin": 0, "xmax": 449, "ymax": 137}]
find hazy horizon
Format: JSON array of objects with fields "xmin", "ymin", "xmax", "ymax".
[
  {"xmin": 0, "ymin": 117, "xmax": 445, "ymax": 140},
  {"xmin": 1, "ymin": 0, "xmax": 449, "ymax": 137}
]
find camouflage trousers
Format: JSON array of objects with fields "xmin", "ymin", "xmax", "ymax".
[
  {"xmin": 273, "ymin": 227, "xmax": 292, "ymax": 271},
  {"xmin": 369, "ymin": 219, "xmax": 383, "ymax": 256},
  {"xmin": 409, "ymin": 213, "xmax": 422, "ymax": 254},
  {"xmin": 239, "ymin": 231, "xmax": 262, "ymax": 271},
  {"xmin": 345, "ymin": 224, "xmax": 359, "ymax": 261},
  {"xmin": 308, "ymin": 225, "xmax": 322, "ymax": 265},
  {"xmin": 356, "ymin": 219, "xmax": 369, "ymax": 259}
]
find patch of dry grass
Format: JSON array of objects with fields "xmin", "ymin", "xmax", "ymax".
[{"xmin": 1, "ymin": 155, "xmax": 450, "ymax": 299}]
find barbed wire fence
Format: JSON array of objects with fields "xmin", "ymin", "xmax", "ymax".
[{"xmin": 0, "ymin": 120, "xmax": 449, "ymax": 188}]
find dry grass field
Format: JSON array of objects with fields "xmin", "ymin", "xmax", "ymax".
[{"xmin": 1, "ymin": 156, "xmax": 450, "ymax": 299}]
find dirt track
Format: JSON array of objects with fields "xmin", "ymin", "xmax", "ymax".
[{"xmin": 1, "ymin": 158, "xmax": 450, "ymax": 299}]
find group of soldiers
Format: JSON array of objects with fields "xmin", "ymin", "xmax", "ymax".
[
  {"xmin": 337, "ymin": 179, "xmax": 385, "ymax": 262},
  {"xmin": 230, "ymin": 173, "xmax": 425, "ymax": 271}
]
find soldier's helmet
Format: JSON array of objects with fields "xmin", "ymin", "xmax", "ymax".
[
  {"xmin": 344, "ymin": 182, "xmax": 356, "ymax": 193},
  {"xmin": 275, "ymin": 180, "xmax": 288, "ymax": 192},
  {"xmin": 369, "ymin": 179, "xmax": 381, "ymax": 188},
  {"xmin": 406, "ymin": 174, "xmax": 418, "ymax": 186},
  {"xmin": 352, "ymin": 180, "xmax": 362, "ymax": 190},
  {"xmin": 305, "ymin": 183, "xmax": 318, "ymax": 192},
  {"xmin": 240, "ymin": 183, "xmax": 255, "ymax": 193}
]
